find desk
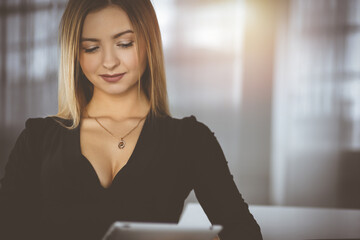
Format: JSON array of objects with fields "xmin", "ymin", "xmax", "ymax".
[{"xmin": 249, "ymin": 205, "xmax": 360, "ymax": 240}]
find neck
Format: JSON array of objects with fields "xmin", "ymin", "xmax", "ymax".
[{"xmin": 84, "ymin": 86, "xmax": 150, "ymax": 121}]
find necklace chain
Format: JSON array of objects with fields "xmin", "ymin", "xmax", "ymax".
[{"xmin": 84, "ymin": 109, "xmax": 147, "ymax": 149}]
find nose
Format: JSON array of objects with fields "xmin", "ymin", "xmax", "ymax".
[{"xmin": 102, "ymin": 47, "xmax": 120, "ymax": 70}]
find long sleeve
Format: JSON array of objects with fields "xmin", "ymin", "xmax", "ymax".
[
  {"xmin": 185, "ymin": 116, "xmax": 262, "ymax": 240},
  {"xmin": 0, "ymin": 119, "xmax": 44, "ymax": 239}
]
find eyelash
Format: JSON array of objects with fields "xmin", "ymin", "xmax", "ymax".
[
  {"xmin": 83, "ymin": 41, "xmax": 134, "ymax": 53},
  {"xmin": 84, "ymin": 47, "xmax": 99, "ymax": 53},
  {"xmin": 117, "ymin": 41, "xmax": 134, "ymax": 48}
]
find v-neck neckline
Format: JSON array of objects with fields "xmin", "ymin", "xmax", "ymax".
[{"xmin": 76, "ymin": 113, "xmax": 151, "ymax": 191}]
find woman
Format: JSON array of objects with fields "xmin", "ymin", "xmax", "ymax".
[{"xmin": 0, "ymin": 0, "xmax": 262, "ymax": 239}]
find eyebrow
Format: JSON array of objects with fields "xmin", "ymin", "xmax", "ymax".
[{"xmin": 81, "ymin": 30, "xmax": 134, "ymax": 42}]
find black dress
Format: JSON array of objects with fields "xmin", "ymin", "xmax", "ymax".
[{"xmin": 0, "ymin": 113, "xmax": 262, "ymax": 240}]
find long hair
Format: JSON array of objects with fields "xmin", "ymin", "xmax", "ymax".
[{"xmin": 54, "ymin": 0, "xmax": 170, "ymax": 129}]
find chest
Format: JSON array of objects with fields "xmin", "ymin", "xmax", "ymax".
[
  {"xmin": 79, "ymin": 120, "xmax": 144, "ymax": 189},
  {"xmin": 39, "ymin": 117, "xmax": 194, "ymax": 205}
]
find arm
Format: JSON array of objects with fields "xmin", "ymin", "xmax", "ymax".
[
  {"xmin": 0, "ymin": 119, "xmax": 43, "ymax": 239},
  {"xmin": 185, "ymin": 116, "xmax": 262, "ymax": 240}
]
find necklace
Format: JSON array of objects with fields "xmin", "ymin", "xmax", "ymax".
[{"xmin": 85, "ymin": 109, "xmax": 147, "ymax": 149}]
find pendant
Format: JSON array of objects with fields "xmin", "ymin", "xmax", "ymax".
[{"xmin": 118, "ymin": 139, "xmax": 126, "ymax": 149}]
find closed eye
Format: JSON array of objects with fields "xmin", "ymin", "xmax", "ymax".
[
  {"xmin": 117, "ymin": 41, "xmax": 134, "ymax": 49},
  {"xmin": 83, "ymin": 46, "xmax": 99, "ymax": 53}
]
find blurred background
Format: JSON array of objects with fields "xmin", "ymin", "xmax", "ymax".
[{"xmin": 0, "ymin": 0, "xmax": 359, "ymax": 210}]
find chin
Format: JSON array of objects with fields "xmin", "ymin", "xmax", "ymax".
[
  {"xmin": 104, "ymin": 85, "xmax": 136, "ymax": 96},
  {"xmin": 93, "ymin": 80, "xmax": 138, "ymax": 96}
]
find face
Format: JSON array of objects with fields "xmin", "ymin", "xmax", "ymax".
[{"xmin": 79, "ymin": 5, "xmax": 147, "ymax": 97}]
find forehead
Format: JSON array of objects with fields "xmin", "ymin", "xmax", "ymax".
[{"xmin": 82, "ymin": 5, "xmax": 133, "ymax": 37}]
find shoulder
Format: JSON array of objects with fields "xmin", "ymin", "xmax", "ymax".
[
  {"xmin": 12, "ymin": 116, "xmax": 73, "ymax": 157},
  {"xmin": 23, "ymin": 117, "xmax": 51, "ymax": 139},
  {"xmin": 159, "ymin": 115, "xmax": 214, "ymax": 140},
  {"xmin": 161, "ymin": 115, "xmax": 225, "ymax": 165},
  {"xmin": 21, "ymin": 116, "xmax": 73, "ymax": 143},
  {"xmin": 24, "ymin": 116, "xmax": 71, "ymax": 132},
  {"xmin": 24, "ymin": 117, "xmax": 50, "ymax": 131}
]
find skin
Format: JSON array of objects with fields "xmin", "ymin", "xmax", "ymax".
[
  {"xmin": 78, "ymin": 5, "xmax": 150, "ymax": 189},
  {"xmin": 78, "ymin": 6, "xmax": 220, "ymax": 240},
  {"xmin": 79, "ymin": 5, "xmax": 149, "ymax": 118}
]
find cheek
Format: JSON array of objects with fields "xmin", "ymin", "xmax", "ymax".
[
  {"xmin": 79, "ymin": 54, "xmax": 100, "ymax": 75},
  {"xmin": 120, "ymin": 50, "xmax": 138, "ymax": 69}
]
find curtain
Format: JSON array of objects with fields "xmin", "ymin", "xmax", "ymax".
[
  {"xmin": 152, "ymin": 0, "xmax": 247, "ymax": 203},
  {"xmin": 271, "ymin": 0, "xmax": 360, "ymax": 208},
  {"xmin": 0, "ymin": 0, "xmax": 66, "ymax": 178}
]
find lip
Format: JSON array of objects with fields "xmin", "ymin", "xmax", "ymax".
[{"xmin": 100, "ymin": 73, "xmax": 126, "ymax": 83}]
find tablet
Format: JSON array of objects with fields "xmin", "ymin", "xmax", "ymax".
[{"xmin": 102, "ymin": 221, "xmax": 222, "ymax": 240}]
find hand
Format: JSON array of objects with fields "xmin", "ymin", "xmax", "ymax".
[{"xmin": 212, "ymin": 237, "xmax": 220, "ymax": 240}]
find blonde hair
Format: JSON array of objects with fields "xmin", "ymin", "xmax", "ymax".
[{"xmin": 54, "ymin": 0, "xmax": 170, "ymax": 129}]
